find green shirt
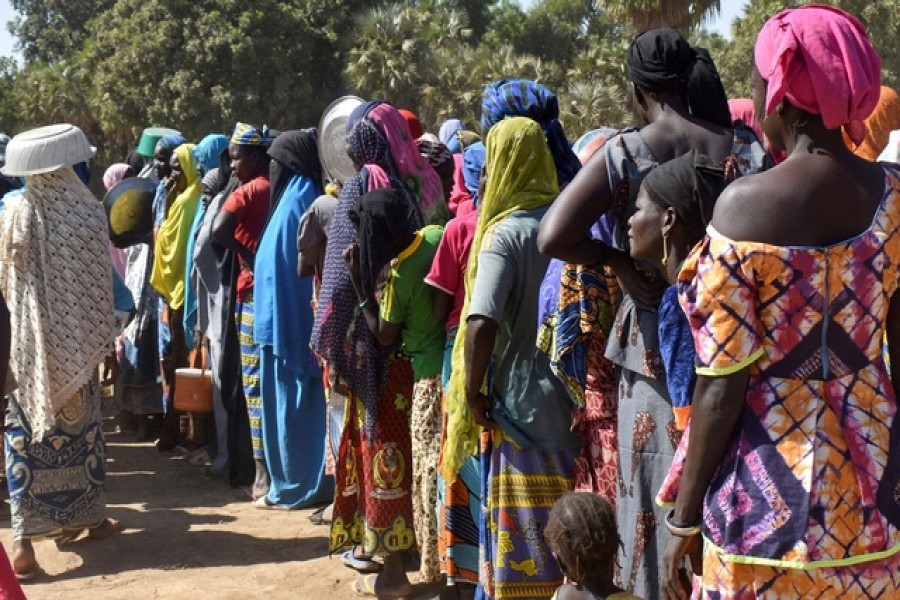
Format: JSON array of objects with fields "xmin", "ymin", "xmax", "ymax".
[{"xmin": 380, "ymin": 225, "xmax": 446, "ymax": 380}]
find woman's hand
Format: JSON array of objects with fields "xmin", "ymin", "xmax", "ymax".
[
  {"xmin": 344, "ymin": 243, "xmax": 362, "ymax": 291},
  {"xmin": 465, "ymin": 391, "xmax": 497, "ymax": 430},
  {"xmin": 662, "ymin": 533, "xmax": 702, "ymax": 600},
  {"xmin": 608, "ymin": 250, "xmax": 667, "ymax": 310}
]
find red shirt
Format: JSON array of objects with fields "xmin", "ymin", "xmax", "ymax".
[
  {"xmin": 424, "ymin": 209, "xmax": 478, "ymax": 329},
  {"xmin": 221, "ymin": 175, "xmax": 270, "ymax": 300}
]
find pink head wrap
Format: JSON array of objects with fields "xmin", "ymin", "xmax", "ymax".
[
  {"xmin": 728, "ymin": 98, "xmax": 763, "ymax": 142},
  {"xmin": 754, "ymin": 5, "xmax": 881, "ymax": 145},
  {"xmin": 103, "ymin": 162, "xmax": 133, "ymax": 191},
  {"xmin": 368, "ymin": 103, "xmax": 444, "ymax": 219}
]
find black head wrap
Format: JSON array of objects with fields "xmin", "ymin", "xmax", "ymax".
[
  {"xmin": 267, "ymin": 129, "xmax": 323, "ymax": 208},
  {"xmin": 627, "ymin": 29, "xmax": 732, "ymax": 128},
  {"xmin": 126, "ymin": 150, "xmax": 146, "ymax": 175},
  {"xmin": 348, "ymin": 188, "xmax": 421, "ymax": 298},
  {"xmin": 642, "ymin": 150, "xmax": 726, "ymax": 240}
]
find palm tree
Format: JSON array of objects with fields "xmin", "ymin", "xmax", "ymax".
[{"xmin": 600, "ymin": 0, "xmax": 721, "ymax": 32}]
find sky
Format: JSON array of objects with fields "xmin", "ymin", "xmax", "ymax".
[{"xmin": 0, "ymin": 0, "xmax": 749, "ymax": 61}]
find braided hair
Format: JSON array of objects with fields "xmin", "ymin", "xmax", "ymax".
[{"xmin": 545, "ymin": 492, "xmax": 620, "ymax": 585}]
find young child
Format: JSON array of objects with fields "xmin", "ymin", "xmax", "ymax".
[{"xmin": 545, "ymin": 492, "xmax": 643, "ymax": 600}]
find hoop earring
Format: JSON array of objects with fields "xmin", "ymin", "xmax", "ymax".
[{"xmin": 662, "ymin": 232, "xmax": 669, "ymax": 267}]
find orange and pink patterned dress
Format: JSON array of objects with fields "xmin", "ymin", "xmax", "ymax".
[{"xmin": 675, "ymin": 164, "xmax": 900, "ymax": 597}]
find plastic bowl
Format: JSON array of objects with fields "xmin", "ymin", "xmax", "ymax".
[{"xmin": 1, "ymin": 123, "xmax": 96, "ymax": 177}]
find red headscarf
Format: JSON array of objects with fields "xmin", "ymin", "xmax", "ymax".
[{"xmin": 398, "ymin": 108, "xmax": 424, "ymax": 139}]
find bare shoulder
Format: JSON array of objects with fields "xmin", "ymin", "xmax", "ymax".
[{"xmin": 709, "ymin": 170, "xmax": 785, "ymax": 241}]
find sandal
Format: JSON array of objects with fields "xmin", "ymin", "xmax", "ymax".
[
  {"xmin": 55, "ymin": 528, "xmax": 86, "ymax": 548},
  {"xmin": 252, "ymin": 496, "xmax": 289, "ymax": 511},
  {"xmin": 341, "ymin": 547, "xmax": 382, "ymax": 573},
  {"xmin": 350, "ymin": 573, "xmax": 412, "ymax": 599},
  {"xmin": 187, "ymin": 448, "xmax": 211, "ymax": 467},
  {"xmin": 308, "ymin": 505, "xmax": 327, "ymax": 525}
]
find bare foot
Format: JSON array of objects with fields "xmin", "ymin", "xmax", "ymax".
[
  {"xmin": 88, "ymin": 517, "xmax": 123, "ymax": 540},
  {"xmin": 12, "ymin": 539, "xmax": 38, "ymax": 578},
  {"xmin": 252, "ymin": 459, "xmax": 270, "ymax": 500},
  {"xmin": 373, "ymin": 553, "xmax": 413, "ymax": 596}
]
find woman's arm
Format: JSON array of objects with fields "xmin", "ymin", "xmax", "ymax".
[
  {"xmin": 537, "ymin": 151, "xmax": 614, "ymax": 263},
  {"xmin": 662, "ymin": 369, "xmax": 750, "ymax": 599},
  {"xmin": 432, "ymin": 289, "xmax": 454, "ymax": 322},
  {"xmin": 344, "ymin": 243, "xmax": 401, "ymax": 347},
  {"xmin": 0, "ymin": 292, "xmax": 10, "ymax": 432},
  {"xmin": 464, "ymin": 315, "xmax": 498, "ymax": 430},
  {"xmin": 887, "ymin": 291, "xmax": 900, "ymax": 396},
  {"xmin": 212, "ymin": 211, "xmax": 256, "ymax": 271}
]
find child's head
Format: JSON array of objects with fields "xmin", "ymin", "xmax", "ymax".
[{"xmin": 545, "ymin": 492, "xmax": 619, "ymax": 584}]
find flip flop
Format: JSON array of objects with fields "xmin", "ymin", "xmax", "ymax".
[
  {"xmin": 54, "ymin": 528, "xmax": 86, "ymax": 548},
  {"xmin": 14, "ymin": 563, "xmax": 43, "ymax": 582},
  {"xmin": 341, "ymin": 548, "xmax": 382, "ymax": 573},
  {"xmin": 252, "ymin": 496, "xmax": 289, "ymax": 511},
  {"xmin": 350, "ymin": 573, "xmax": 412, "ymax": 599},
  {"xmin": 307, "ymin": 505, "xmax": 327, "ymax": 525}
]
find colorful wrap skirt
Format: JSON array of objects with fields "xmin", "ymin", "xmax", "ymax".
[
  {"xmin": 330, "ymin": 356, "xmax": 416, "ymax": 556},
  {"xmin": 480, "ymin": 430, "xmax": 576, "ymax": 600},
  {"xmin": 5, "ymin": 383, "xmax": 107, "ymax": 539}
]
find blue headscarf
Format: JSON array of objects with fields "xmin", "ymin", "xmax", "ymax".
[
  {"xmin": 73, "ymin": 161, "xmax": 91, "ymax": 186},
  {"xmin": 158, "ymin": 134, "xmax": 186, "ymax": 152},
  {"xmin": 439, "ymin": 118, "xmax": 464, "ymax": 153},
  {"xmin": 480, "ymin": 78, "xmax": 581, "ymax": 186},
  {"xmin": 462, "ymin": 141, "xmax": 485, "ymax": 206},
  {"xmin": 192, "ymin": 134, "xmax": 229, "ymax": 176}
]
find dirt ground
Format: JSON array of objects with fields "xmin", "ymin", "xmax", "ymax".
[{"xmin": 1, "ymin": 417, "xmax": 442, "ymax": 600}]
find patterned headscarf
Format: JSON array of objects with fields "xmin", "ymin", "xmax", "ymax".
[
  {"xmin": 231, "ymin": 122, "xmax": 270, "ymax": 147},
  {"xmin": 0, "ymin": 134, "xmax": 10, "ymax": 168},
  {"xmin": 0, "ymin": 167, "xmax": 114, "ymax": 439},
  {"xmin": 312, "ymin": 102, "xmax": 424, "ymax": 432},
  {"xmin": 417, "ymin": 133, "xmax": 453, "ymax": 170},
  {"xmin": 443, "ymin": 116, "xmax": 559, "ymax": 482},
  {"xmin": 481, "ymin": 78, "xmax": 580, "ymax": 186},
  {"xmin": 201, "ymin": 168, "xmax": 225, "ymax": 198},
  {"xmin": 755, "ymin": 5, "xmax": 881, "ymax": 145}
]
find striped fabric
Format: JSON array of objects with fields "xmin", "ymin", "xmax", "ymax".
[{"xmin": 236, "ymin": 296, "xmax": 263, "ymax": 459}]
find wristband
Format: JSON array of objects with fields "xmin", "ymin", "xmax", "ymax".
[
  {"xmin": 358, "ymin": 298, "xmax": 369, "ymax": 309},
  {"xmin": 665, "ymin": 510, "xmax": 702, "ymax": 537}
]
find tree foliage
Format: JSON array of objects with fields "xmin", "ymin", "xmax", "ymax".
[{"xmin": 0, "ymin": 0, "xmax": 898, "ymax": 164}]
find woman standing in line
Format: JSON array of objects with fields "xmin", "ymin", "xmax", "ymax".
[{"xmin": 662, "ymin": 7, "xmax": 900, "ymax": 598}]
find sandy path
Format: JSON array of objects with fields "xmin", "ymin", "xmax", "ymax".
[{"xmin": 2, "ymin": 426, "xmax": 441, "ymax": 600}]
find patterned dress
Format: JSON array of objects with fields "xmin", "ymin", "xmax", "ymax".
[
  {"xmin": 677, "ymin": 164, "xmax": 900, "ymax": 598},
  {"xmin": 601, "ymin": 130, "xmax": 767, "ymax": 598}
]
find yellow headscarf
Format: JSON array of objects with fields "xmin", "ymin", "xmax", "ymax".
[
  {"xmin": 151, "ymin": 143, "xmax": 200, "ymax": 309},
  {"xmin": 441, "ymin": 116, "xmax": 559, "ymax": 482},
  {"xmin": 844, "ymin": 86, "xmax": 900, "ymax": 161}
]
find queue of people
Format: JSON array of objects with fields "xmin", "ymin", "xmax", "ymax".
[{"xmin": 1, "ymin": 5, "xmax": 900, "ymax": 599}]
